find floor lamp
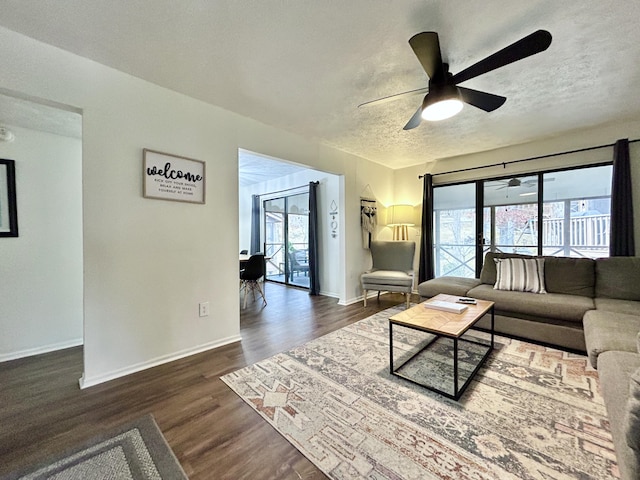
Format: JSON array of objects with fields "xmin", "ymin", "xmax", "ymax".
[{"xmin": 388, "ymin": 204, "xmax": 415, "ymax": 241}]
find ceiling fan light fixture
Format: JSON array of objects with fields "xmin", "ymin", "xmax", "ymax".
[{"xmin": 421, "ymin": 85, "xmax": 463, "ymax": 121}]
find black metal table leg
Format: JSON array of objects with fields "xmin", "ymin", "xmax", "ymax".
[
  {"xmin": 453, "ymin": 338, "xmax": 459, "ymax": 398},
  {"xmin": 491, "ymin": 305, "xmax": 495, "ymax": 348},
  {"xmin": 389, "ymin": 321, "xmax": 394, "ymax": 374}
]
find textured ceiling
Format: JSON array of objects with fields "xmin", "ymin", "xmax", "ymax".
[
  {"xmin": 0, "ymin": 1, "xmax": 639, "ymax": 169},
  {"xmin": 0, "ymin": 94, "xmax": 81, "ymax": 139},
  {"xmin": 238, "ymin": 150, "xmax": 310, "ymax": 186}
]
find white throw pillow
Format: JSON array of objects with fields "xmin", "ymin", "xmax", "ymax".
[{"xmin": 494, "ymin": 257, "xmax": 546, "ymax": 294}]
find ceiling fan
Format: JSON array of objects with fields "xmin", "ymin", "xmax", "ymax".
[
  {"xmin": 358, "ymin": 30, "xmax": 552, "ymax": 129},
  {"xmin": 494, "ymin": 177, "xmax": 555, "ymax": 190}
]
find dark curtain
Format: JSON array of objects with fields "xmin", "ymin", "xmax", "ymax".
[
  {"xmin": 308, "ymin": 182, "xmax": 320, "ymax": 295},
  {"xmin": 418, "ymin": 174, "xmax": 435, "ymax": 283},
  {"xmin": 610, "ymin": 138, "xmax": 635, "ymax": 256},
  {"xmin": 250, "ymin": 194, "xmax": 261, "ymax": 254}
]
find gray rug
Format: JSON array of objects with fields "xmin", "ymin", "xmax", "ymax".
[
  {"xmin": 222, "ymin": 305, "xmax": 618, "ymax": 479},
  {"xmin": 5, "ymin": 415, "xmax": 188, "ymax": 480}
]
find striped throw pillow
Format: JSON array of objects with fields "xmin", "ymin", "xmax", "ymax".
[{"xmin": 494, "ymin": 257, "xmax": 546, "ymax": 293}]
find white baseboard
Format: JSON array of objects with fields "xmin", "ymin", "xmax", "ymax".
[
  {"xmin": 0, "ymin": 338, "xmax": 83, "ymax": 363},
  {"xmin": 78, "ymin": 334, "xmax": 242, "ymax": 389},
  {"xmin": 318, "ymin": 289, "xmax": 339, "ymax": 298},
  {"xmin": 339, "ymin": 294, "xmax": 369, "ymax": 306}
]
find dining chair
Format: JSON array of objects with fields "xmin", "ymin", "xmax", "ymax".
[{"xmin": 240, "ymin": 254, "xmax": 267, "ymax": 308}]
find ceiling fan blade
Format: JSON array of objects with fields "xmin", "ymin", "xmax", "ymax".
[
  {"xmin": 403, "ymin": 105, "xmax": 423, "ymax": 130},
  {"xmin": 409, "ymin": 32, "xmax": 445, "ymax": 81},
  {"xmin": 357, "ymin": 87, "xmax": 428, "ymax": 108},
  {"xmin": 451, "ymin": 30, "xmax": 552, "ymax": 85},
  {"xmin": 458, "ymin": 87, "xmax": 506, "ymax": 112}
]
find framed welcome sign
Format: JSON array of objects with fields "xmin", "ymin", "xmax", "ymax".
[
  {"xmin": 0, "ymin": 159, "xmax": 18, "ymax": 237},
  {"xmin": 143, "ymin": 149, "xmax": 206, "ymax": 204}
]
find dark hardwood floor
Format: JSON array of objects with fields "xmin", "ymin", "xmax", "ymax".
[{"xmin": 0, "ymin": 283, "xmax": 412, "ymax": 479}]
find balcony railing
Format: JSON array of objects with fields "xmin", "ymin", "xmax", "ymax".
[
  {"xmin": 434, "ymin": 214, "xmax": 610, "ymax": 277},
  {"xmin": 530, "ymin": 214, "xmax": 610, "ymax": 248}
]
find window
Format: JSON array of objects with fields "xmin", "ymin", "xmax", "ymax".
[
  {"xmin": 484, "ymin": 175, "xmax": 539, "ymax": 255},
  {"xmin": 541, "ymin": 166, "xmax": 611, "ymax": 258},
  {"xmin": 432, "ymin": 163, "xmax": 613, "ymax": 278},
  {"xmin": 433, "ymin": 183, "xmax": 476, "ymax": 278}
]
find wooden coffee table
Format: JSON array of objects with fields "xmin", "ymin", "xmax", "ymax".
[{"xmin": 389, "ymin": 293, "xmax": 495, "ymax": 400}]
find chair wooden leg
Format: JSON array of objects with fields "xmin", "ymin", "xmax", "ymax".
[
  {"xmin": 406, "ymin": 293, "xmax": 410, "ymax": 309},
  {"xmin": 363, "ymin": 289, "xmax": 367, "ymax": 307},
  {"xmin": 256, "ymin": 280, "xmax": 267, "ymax": 306},
  {"xmin": 242, "ymin": 281, "xmax": 248, "ymax": 309}
]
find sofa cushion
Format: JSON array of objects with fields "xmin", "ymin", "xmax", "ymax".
[
  {"xmin": 361, "ymin": 270, "xmax": 413, "ymax": 287},
  {"xmin": 598, "ymin": 351, "xmax": 640, "ymax": 480},
  {"xmin": 480, "ymin": 252, "xmax": 534, "ymax": 285},
  {"xmin": 494, "ymin": 257, "xmax": 546, "ymax": 293},
  {"xmin": 595, "ymin": 297, "xmax": 640, "ymax": 316},
  {"xmin": 627, "ymin": 367, "xmax": 640, "ymax": 453},
  {"xmin": 596, "ymin": 257, "xmax": 640, "ymax": 300},
  {"xmin": 543, "ymin": 256, "xmax": 595, "ymax": 297},
  {"xmin": 467, "ymin": 284, "xmax": 593, "ymax": 323},
  {"xmin": 417, "ymin": 276, "xmax": 481, "ymax": 298},
  {"xmin": 583, "ymin": 310, "xmax": 640, "ymax": 368}
]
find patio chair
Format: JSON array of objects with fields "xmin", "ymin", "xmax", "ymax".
[{"xmin": 288, "ymin": 249, "xmax": 309, "ymax": 281}]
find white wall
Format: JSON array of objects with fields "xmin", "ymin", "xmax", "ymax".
[
  {"xmin": 0, "ymin": 125, "xmax": 83, "ymax": 360},
  {"xmin": 394, "ymin": 120, "xmax": 640, "ymax": 254},
  {"xmin": 0, "ymin": 26, "xmax": 395, "ymax": 386}
]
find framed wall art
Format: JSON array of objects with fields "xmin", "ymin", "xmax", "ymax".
[
  {"xmin": 143, "ymin": 149, "xmax": 206, "ymax": 204},
  {"xmin": 0, "ymin": 159, "xmax": 18, "ymax": 237}
]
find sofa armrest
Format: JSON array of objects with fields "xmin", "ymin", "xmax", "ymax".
[{"xmin": 417, "ymin": 276, "xmax": 481, "ymax": 298}]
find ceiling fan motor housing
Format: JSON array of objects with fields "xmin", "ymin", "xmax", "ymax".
[{"xmin": 423, "ymin": 82, "xmax": 461, "ymax": 109}]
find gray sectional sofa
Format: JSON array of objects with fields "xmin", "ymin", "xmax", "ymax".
[{"xmin": 417, "ymin": 253, "xmax": 640, "ymax": 480}]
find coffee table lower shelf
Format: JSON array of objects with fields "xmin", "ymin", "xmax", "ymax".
[{"xmin": 389, "ymin": 327, "xmax": 493, "ymax": 400}]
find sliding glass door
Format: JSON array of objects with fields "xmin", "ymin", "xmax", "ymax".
[
  {"xmin": 263, "ymin": 193, "xmax": 310, "ymax": 288},
  {"xmin": 483, "ymin": 175, "xmax": 539, "ymax": 255},
  {"xmin": 431, "ymin": 164, "xmax": 613, "ymax": 278},
  {"xmin": 432, "ymin": 183, "xmax": 477, "ymax": 278}
]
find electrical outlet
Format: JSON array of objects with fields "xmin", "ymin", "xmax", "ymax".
[{"xmin": 199, "ymin": 302, "xmax": 209, "ymax": 317}]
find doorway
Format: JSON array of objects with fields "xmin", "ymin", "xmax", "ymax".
[{"xmin": 0, "ymin": 93, "xmax": 83, "ymax": 363}]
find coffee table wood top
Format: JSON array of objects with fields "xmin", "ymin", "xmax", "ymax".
[{"xmin": 389, "ymin": 293, "xmax": 494, "ymax": 338}]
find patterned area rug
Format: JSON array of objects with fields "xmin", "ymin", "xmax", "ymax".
[
  {"xmin": 222, "ymin": 305, "xmax": 619, "ymax": 479},
  {"xmin": 5, "ymin": 415, "xmax": 188, "ymax": 480}
]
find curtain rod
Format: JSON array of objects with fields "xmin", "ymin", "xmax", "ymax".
[{"xmin": 418, "ymin": 137, "xmax": 640, "ymax": 179}]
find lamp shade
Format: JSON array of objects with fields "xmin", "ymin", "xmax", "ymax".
[{"xmin": 388, "ymin": 204, "xmax": 415, "ymax": 226}]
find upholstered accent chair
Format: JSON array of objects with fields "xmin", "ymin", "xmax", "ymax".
[{"xmin": 361, "ymin": 240, "xmax": 415, "ymax": 308}]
